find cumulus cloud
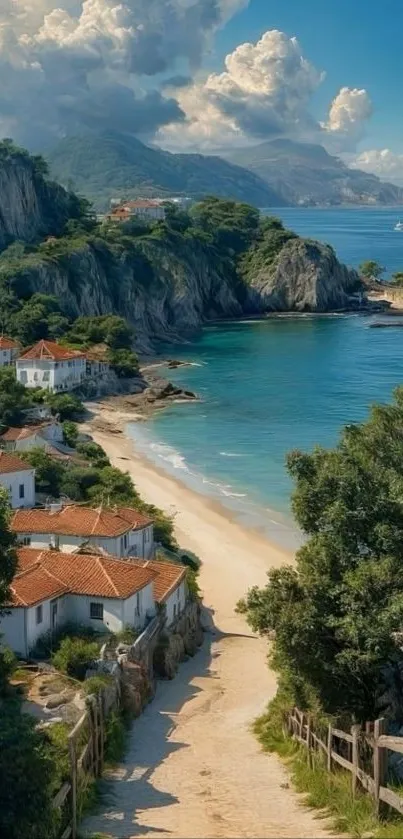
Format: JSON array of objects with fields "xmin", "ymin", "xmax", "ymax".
[
  {"xmin": 350, "ymin": 149, "xmax": 403, "ymax": 184},
  {"xmin": 158, "ymin": 30, "xmax": 373, "ymax": 153},
  {"xmin": 0, "ymin": 0, "xmax": 246, "ymax": 146}
]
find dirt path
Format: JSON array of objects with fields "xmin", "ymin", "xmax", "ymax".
[{"xmin": 81, "ymin": 420, "xmax": 335, "ymax": 839}]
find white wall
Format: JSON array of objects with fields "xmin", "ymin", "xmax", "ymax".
[
  {"xmin": 0, "ymin": 348, "xmax": 13, "ymax": 367},
  {"xmin": 16, "ymin": 357, "xmax": 86, "ymax": 393},
  {"xmin": 18, "ymin": 527, "xmax": 153, "ymax": 557},
  {"xmin": 0, "ymin": 608, "xmax": 27, "ymax": 656},
  {"xmin": 0, "ymin": 468, "xmax": 35, "ymax": 509},
  {"xmin": 165, "ymin": 580, "xmax": 187, "ymax": 626},
  {"xmin": 122, "ymin": 582, "xmax": 155, "ymax": 628}
]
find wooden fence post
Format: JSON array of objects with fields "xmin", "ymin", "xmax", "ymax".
[
  {"xmin": 374, "ymin": 718, "xmax": 387, "ymax": 815},
  {"xmin": 327, "ymin": 724, "xmax": 333, "ymax": 773},
  {"xmin": 99, "ymin": 689, "xmax": 105, "ymax": 772},
  {"xmin": 68, "ymin": 735, "xmax": 77, "ymax": 839},
  {"xmin": 306, "ymin": 714, "xmax": 312, "ymax": 768},
  {"xmin": 351, "ymin": 724, "xmax": 360, "ymax": 797}
]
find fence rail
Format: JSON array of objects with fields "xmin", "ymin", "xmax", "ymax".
[{"xmin": 287, "ymin": 707, "xmax": 403, "ymax": 817}]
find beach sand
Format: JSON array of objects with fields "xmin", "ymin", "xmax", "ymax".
[{"xmin": 82, "ymin": 405, "xmax": 334, "ymax": 839}]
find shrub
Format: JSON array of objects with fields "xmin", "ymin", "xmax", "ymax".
[
  {"xmin": 82, "ymin": 674, "xmax": 113, "ymax": 696},
  {"xmin": 114, "ymin": 626, "xmax": 138, "ymax": 645},
  {"xmin": 46, "ymin": 392, "xmax": 84, "ymax": 421},
  {"xmin": 30, "ymin": 622, "xmax": 97, "ymax": 660},
  {"xmin": 62, "ymin": 420, "xmax": 79, "ymax": 447},
  {"xmin": 52, "ymin": 637, "xmax": 100, "ymax": 680},
  {"xmin": 104, "ymin": 711, "xmax": 127, "ymax": 764}
]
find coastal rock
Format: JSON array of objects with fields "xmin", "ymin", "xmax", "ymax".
[{"xmin": 248, "ymin": 238, "xmax": 362, "ymax": 313}]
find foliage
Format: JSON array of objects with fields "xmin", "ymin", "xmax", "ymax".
[
  {"xmin": 10, "ymin": 293, "xmax": 68, "ymax": 345},
  {"xmin": 0, "ymin": 705, "xmax": 61, "ymax": 839},
  {"xmin": 240, "ymin": 217, "xmax": 297, "ymax": 282},
  {"xmin": 0, "ymin": 489, "xmax": 18, "ymax": 617},
  {"xmin": 107, "ymin": 347, "xmax": 139, "ymax": 378},
  {"xmin": 0, "ymin": 367, "xmax": 31, "ymax": 427},
  {"xmin": 20, "ymin": 448, "xmax": 65, "ymax": 495},
  {"xmin": 391, "ymin": 272, "xmax": 403, "ymax": 286},
  {"xmin": 60, "ymin": 465, "xmax": 102, "ymax": 501},
  {"xmin": 76, "ymin": 442, "xmax": 110, "ymax": 468},
  {"xmin": 64, "ymin": 314, "xmax": 133, "ymax": 350},
  {"xmin": 43, "ymin": 722, "xmax": 70, "ymax": 785},
  {"xmin": 359, "ymin": 260, "xmax": 385, "ymax": 281},
  {"xmin": 82, "ymin": 674, "xmax": 113, "ymax": 696},
  {"xmin": 30, "ymin": 622, "xmax": 98, "ymax": 659},
  {"xmin": 52, "ymin": 637, "xmax": 100, "ymax": 681},
  {"xmin": 46, "ymin": 392, "xmax": 84, "ymax": 421},
  {"xmin": 239, "ymin": 386, "xmax": 403, "ymax": 723},
  {"xmin": 191, "ymin": 196, "xmax": 260, "ymax": 256},
  {"xmin": 0, "ymin": 644, "xmax": 16, "ymax": 696},
  {"xmin": 62, "ymin": 420, "xmax": 79, "ymax": 447},
  {"xmin": 186, "ymin": 568, "xmax": 200, "ymax": 601},
  {"xmin": 104, "ymin": 710, "xmax": 127, "ymax": 764},
  {"xmin": 114, "ymin": 625, "xmax": 139, "ymax": 645}
]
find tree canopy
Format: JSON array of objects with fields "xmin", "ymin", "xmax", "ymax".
[
  {"xmin": 238, "ymin": 387, "xmax": 403, "ymax": 723},
  {"xmin": 359, "ymin": 260, "xmax": 385, "ymax": 282}
]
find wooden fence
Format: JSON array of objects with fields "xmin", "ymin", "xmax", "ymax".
[
  {"xmin": 53, "ymin": 680, "xmax": 120, "ymax": 839},
  {"xmin": 288, "ymin": 707, "xmax": 403, "ymax": 817}
]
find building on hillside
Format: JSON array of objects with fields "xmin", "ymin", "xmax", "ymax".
[
  {"xmin": 0, "ymin": 336, "xmax": 20, "ymax": 367},
  {"xmin": 109, "ymin": 199, "xmax": 165, "ymax": 223},
  {"xmin": 1, "ymin": 548, "xmax": 157, "ymax": 656},
  {"xmin": 16, "ymin": 339, "xmax": 86, "ymax": 392},
  {"xmin": 86, "ymin": 349, "xmax": 110, "ymax": 380},
  {"xmin": 11, "ymin": 504, "xmax": 155, "ymax": 557},
  {"xmin": 0, "ymin": 452, "xmax": 35, "ymax": 509},
  {"xmin": 0, "ymin": 421, "xmax": 64, "ymax": 453},
  {"xmin": 132, "ymin": 559, "xmax": 187, "ymax": 626}
]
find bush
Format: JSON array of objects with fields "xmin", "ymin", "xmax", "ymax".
[
  {"xmin": 76, "ymin": 441, "xmax": 110, "ymax": 467},
  {"xmin": 104, "ymin": 711, "xmax": 127, "ymax": 764},
  {"xmin": 46, "ymin": 392, "xmax": 84, "ymax": 421},
  {"xmin": 107, "ymin": 347, "xmax": 139, "ymax": 378},
  {"xmin": 114, "ymin": 626, "xmax": 138, "ymax": 645},
  {"xmin": 30, "ymin": 622, "xmax": 98, "ymax": 659},
  {"xmin": 62, "ymin": 420, "xmax": 78, "ymax": 447},
  {"xmin": 82, "ymin": 674, "xmax": 113, "ymax": 696},
  {"xmin": 0, "ymin": 645, "xmax": 16, "ymax": 695},
  {"xmin": 52, "ymin": 637, "xmax": 100, "ymax": 680}
]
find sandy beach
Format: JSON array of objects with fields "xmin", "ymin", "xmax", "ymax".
[{"xmin": 82, "ymin": 404, "xmax": 334, "ymax": 839}]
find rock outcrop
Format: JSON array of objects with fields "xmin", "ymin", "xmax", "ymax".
[{"xmin": 248, "ymin": 238, "xmax": 362, "ymax": 313}]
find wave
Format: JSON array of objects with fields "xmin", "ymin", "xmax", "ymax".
[
  {"xmin": 149, "ymin": 442, "xmax": 189, "ymax": 471},
  {"xmin": 221, "ymin": 489, "xmax": 247, "ymax": 498},
  {"xmin": 220, "ymin": 451, "xmax": 245, "ymax": 457}
]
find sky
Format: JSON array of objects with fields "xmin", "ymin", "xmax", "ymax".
[{"xmin": 0, "ymin": 0, "xmax": 402, "ymax": 180}]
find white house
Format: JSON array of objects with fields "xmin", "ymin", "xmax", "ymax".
[
  {"xmin": 1, "ymin": 548, "xmax": 157, "ymax": 657},
  {"xmin": 109, "ymin": 199, "xmax": 165, "ymax": 222},
  {"xmin": 16, "ymin": 339, "xmax": 86, "ymax": 392},
  {"xmin": 0, "ymin": 421, "xmax": 64, "ymax": 453},
  {"xmin": 0, "ymin": 451, "xmax": 35, "ymax": 509},
  {"xmin": 11, "ymin": 504, "xmax": 155, "ymax": 557},
  {"xmin": 132, "ymin": 559, "xmax": 187, "ymax": 626},
  {"xmin": 0, "ymin": 336, "xmax": 20, "ymax": 367}
]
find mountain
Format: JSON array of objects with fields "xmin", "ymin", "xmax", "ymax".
[
  {"xmin": 47, "ymin": 131, "xmax": 286, "ymax": 211},
  {"xmin": 223, "ymin": 139, "xmax": 403, "ymax": 206}
]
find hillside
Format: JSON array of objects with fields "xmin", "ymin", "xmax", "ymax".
[
  {"xmin": 47, "ymin": 131, "xmax": 286, "ymax": 211},
  {"xmin": 223, "ymin": 139, "xmax": 403, "ymax": 206},
  {"xmin": 0, "ymin": 143, "xmax": 364, "ymax": 354}
]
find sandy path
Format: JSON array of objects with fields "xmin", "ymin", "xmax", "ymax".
[{"xmin": 82, "ymin": 411, "xmax": 334, "ymax": 839}]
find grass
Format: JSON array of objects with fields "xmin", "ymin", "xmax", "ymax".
[{"xmin": 255, "ymin": 704, "xmax": 403, "ymax": 839}]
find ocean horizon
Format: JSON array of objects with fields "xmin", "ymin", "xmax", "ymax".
[{"xmin": 128, "ymin": 207, "xmax": 403, "ymax": 552}]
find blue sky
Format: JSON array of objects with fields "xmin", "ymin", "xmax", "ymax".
[{"xmin": 214, "ymin": 0, "xmax": 402, "ymax": 152}]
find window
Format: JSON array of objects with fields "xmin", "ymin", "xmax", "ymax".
[
  {"xmin": 20, "ymin": 371, "xmax": 27, "ymax": 384},
  {"xmin": 177, "ymin": 586, "xmax": 180, "ymax": 601},
  {"xmin": 124, "ymin": 534, "xmax": 128, "ymax": 550},
  {"xmin": 120, "ymin": 537, "xmax": 124, "ymax": 553},
  {"xmin": 33, "ymin": 372, "xmax": 38, "ymax": 382},
  {"xmin": 43, "ymin": 371, "xmax": 50, "ymax": 382},
  {"xmin": 36, "ymin": 604, "xmax": 43, "ymax": 625},
  {"xmin": 19, "ymin": 484, "xmax": 25, "ymax": 499},
  {"xmin": 90, "ymin": 602, "xmax": 104, "ymax": 621},
  {"xmin": 22, "ymin": 536, "xmax": 31, "ymax": 546},
  {"xmin": 173, "ymin": 603, "xmax": 177, "ymax": 619},
  {"xmin": 135, "ymin": 592, "xmax": 141, "ymax": 617}
]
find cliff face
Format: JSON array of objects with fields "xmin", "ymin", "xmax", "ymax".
[
  {"xmin": 249, "ymin": 238, "xmax": 361, "ymax": 312},
  {"xmin": 0, "ymin": 155, "xmax": 78, "ymax": 251}
]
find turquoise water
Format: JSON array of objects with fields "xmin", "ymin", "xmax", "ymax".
[{"xmin": 128, "ymin": 209, "xmax": 403, "ymax": 549}]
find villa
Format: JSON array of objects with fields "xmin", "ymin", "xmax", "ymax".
[
  {"xmin": 0, "ymin": 451, "xmax": 35, "ymax": 509},
  {"xmin": 11, "ymin": 503, "xmax": 155, "ymax": 557},
  {"xmin": 16, "ymin": 339, "xmax": 86, "ymax": 392},
  {"xmin": 0, "ymin": 335, "xmax": 20, "ymax": 367}
]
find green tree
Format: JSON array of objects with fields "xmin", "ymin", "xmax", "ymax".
[
  {"xmin": 392, "ymin": 271, "xmax": 403, "ymax": 286},
  {"xmin": 87, "ymin": 465, "xmax": 136, "ymax": 505},
  {"xmin": 46, "ymin": 392, "xmax": 84, "ymax": 421},
  {"xmin": 62, "ymin": 420, "xmax": 78, "ymax": 448},
  {"xmin": 20, "ymin": 449, "xmax": 65, "ymax": 496},
  {"xmin": 0, "ymin": 707, "xmax": 60, "ymax": 839},
  {"xmin": 238, "ymin": 387, "xmax": 403, "ymax": 722},
  {"xmin": 107, "ymin": 347, "xmax": 139, "ymax": 378},
  {"xmin": 359, "ymin": 260, "xmax": 385, "ymax": 282},
  {"xmin": 0, "ymin": 488, "xmax": 18, "ymax": 615},
  {"xmin": 52, "ymin": 637, "xmax": 100, "ymax": 680},
  {"xmin": 0, "ymin": 367, "xmax": 30, "ymax": 427}
]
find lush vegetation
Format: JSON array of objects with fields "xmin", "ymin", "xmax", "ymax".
[
  {"xmin": 52, "ymin": 637, "xmax": 100, "ymax": 680},
  {"xmin": 238, "ymin": 387, "xmax": 403, "ymax": 725},
  {"xmin": 359, "ymin": 260, "xmax": 385, "ymax": 282}
]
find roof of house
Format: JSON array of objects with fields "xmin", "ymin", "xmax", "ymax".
[
  {"xmin": 10, "ymin": 563, "xmax": 69, "ymax": 606},
  {"xmin": 132, "ymin": 559, "xmax": 187, "ymax": 603},
  {"xmin": 0, "ymin": 336, "xmax": 20, "ymax": 351},
  {"xmin": 0, "ymin": 451, "xmax": 33, "ymax": 474},
  {"xmin": 12, "ymin": 547, "xmax": 156, "ymax": 604},
  {"xmin": 0, "ymin": 422, "xmax": 57, "ymax": 442},
  {"xmin": 11, "ymin": 504, "xmax": 153, "ymax": 537},
  {"xmin": 18, "ymin": 340, "xmax": 85, "ymax": 362}
]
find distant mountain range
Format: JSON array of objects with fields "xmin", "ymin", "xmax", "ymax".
[
  {"xmin": 222, "ymin": 139, "xmax": 403, "ymax": 207},
  {"xmin": 47, "ymin": 131, "xmax": 285, "ymax": 211},
  {"xmin": 47, "ymin": 132, "xmax": 403, "ymax": 211}
]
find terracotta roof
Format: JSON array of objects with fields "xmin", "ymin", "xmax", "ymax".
[
  {"xmin": 12, "ymin": 505, "xmax": 153, "ymax": 537},
  {"xmin": 0, "ymin": 424, "xmax": 52, "ymax": 442},
  {"xmin": 132, "ymin": 559, "xmax": 186, "ymax": 603},
  {"xmin": 18, "ymin": 340, "xmax": 85, "ymax": 362},
  {"xmin": 0, "ymin": 336, "xmax": 20, "ymax": 350},
  {"xmin": 0, "ymin": 451, "xmax": 33, "ymax": 474},
  {"xmin": 13, "ymin": 547, "xmax": 156, "ymax": 602},
  {"xmin": 10, "ymin": 563, "xmax": 69, "ymax": 607}
]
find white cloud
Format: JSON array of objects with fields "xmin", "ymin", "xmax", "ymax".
[
  {"xmin": 158, "ymin": 30, "xmax": 373, "ymax": 152},
  {"xmin": 350, "ymin": 149, "xmax": 403, "ymax": 183}
]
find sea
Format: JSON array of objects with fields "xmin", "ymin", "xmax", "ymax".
[{"xmin": 127, "ymin": 207, "xmax": 403, "ymax": 551}]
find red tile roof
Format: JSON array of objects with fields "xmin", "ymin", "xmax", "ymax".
[
  {"xmin": 0, "ymin": 451, "xmax": 33, "ymax": 474},
  {"xmin": 0, "ymin": 336, "xmax": 20, "ymax": 350},
  {"xmin": 132, "ymin": 559, "xmax": 186, "ymax": 603},
  {"xmin": 10, "ymin": 563, "xmax": 69, "ymax": 606},
  {"xmin": 12, "ymin": 505, "xmax": 153, "ymax": 537},
  {"xmin": 18, "ymin": 340, "xmax": 85, "ymax": 362},
  {"xmin": 12, "ymin": 547, "xmax": 156, "ymax": 604}
]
